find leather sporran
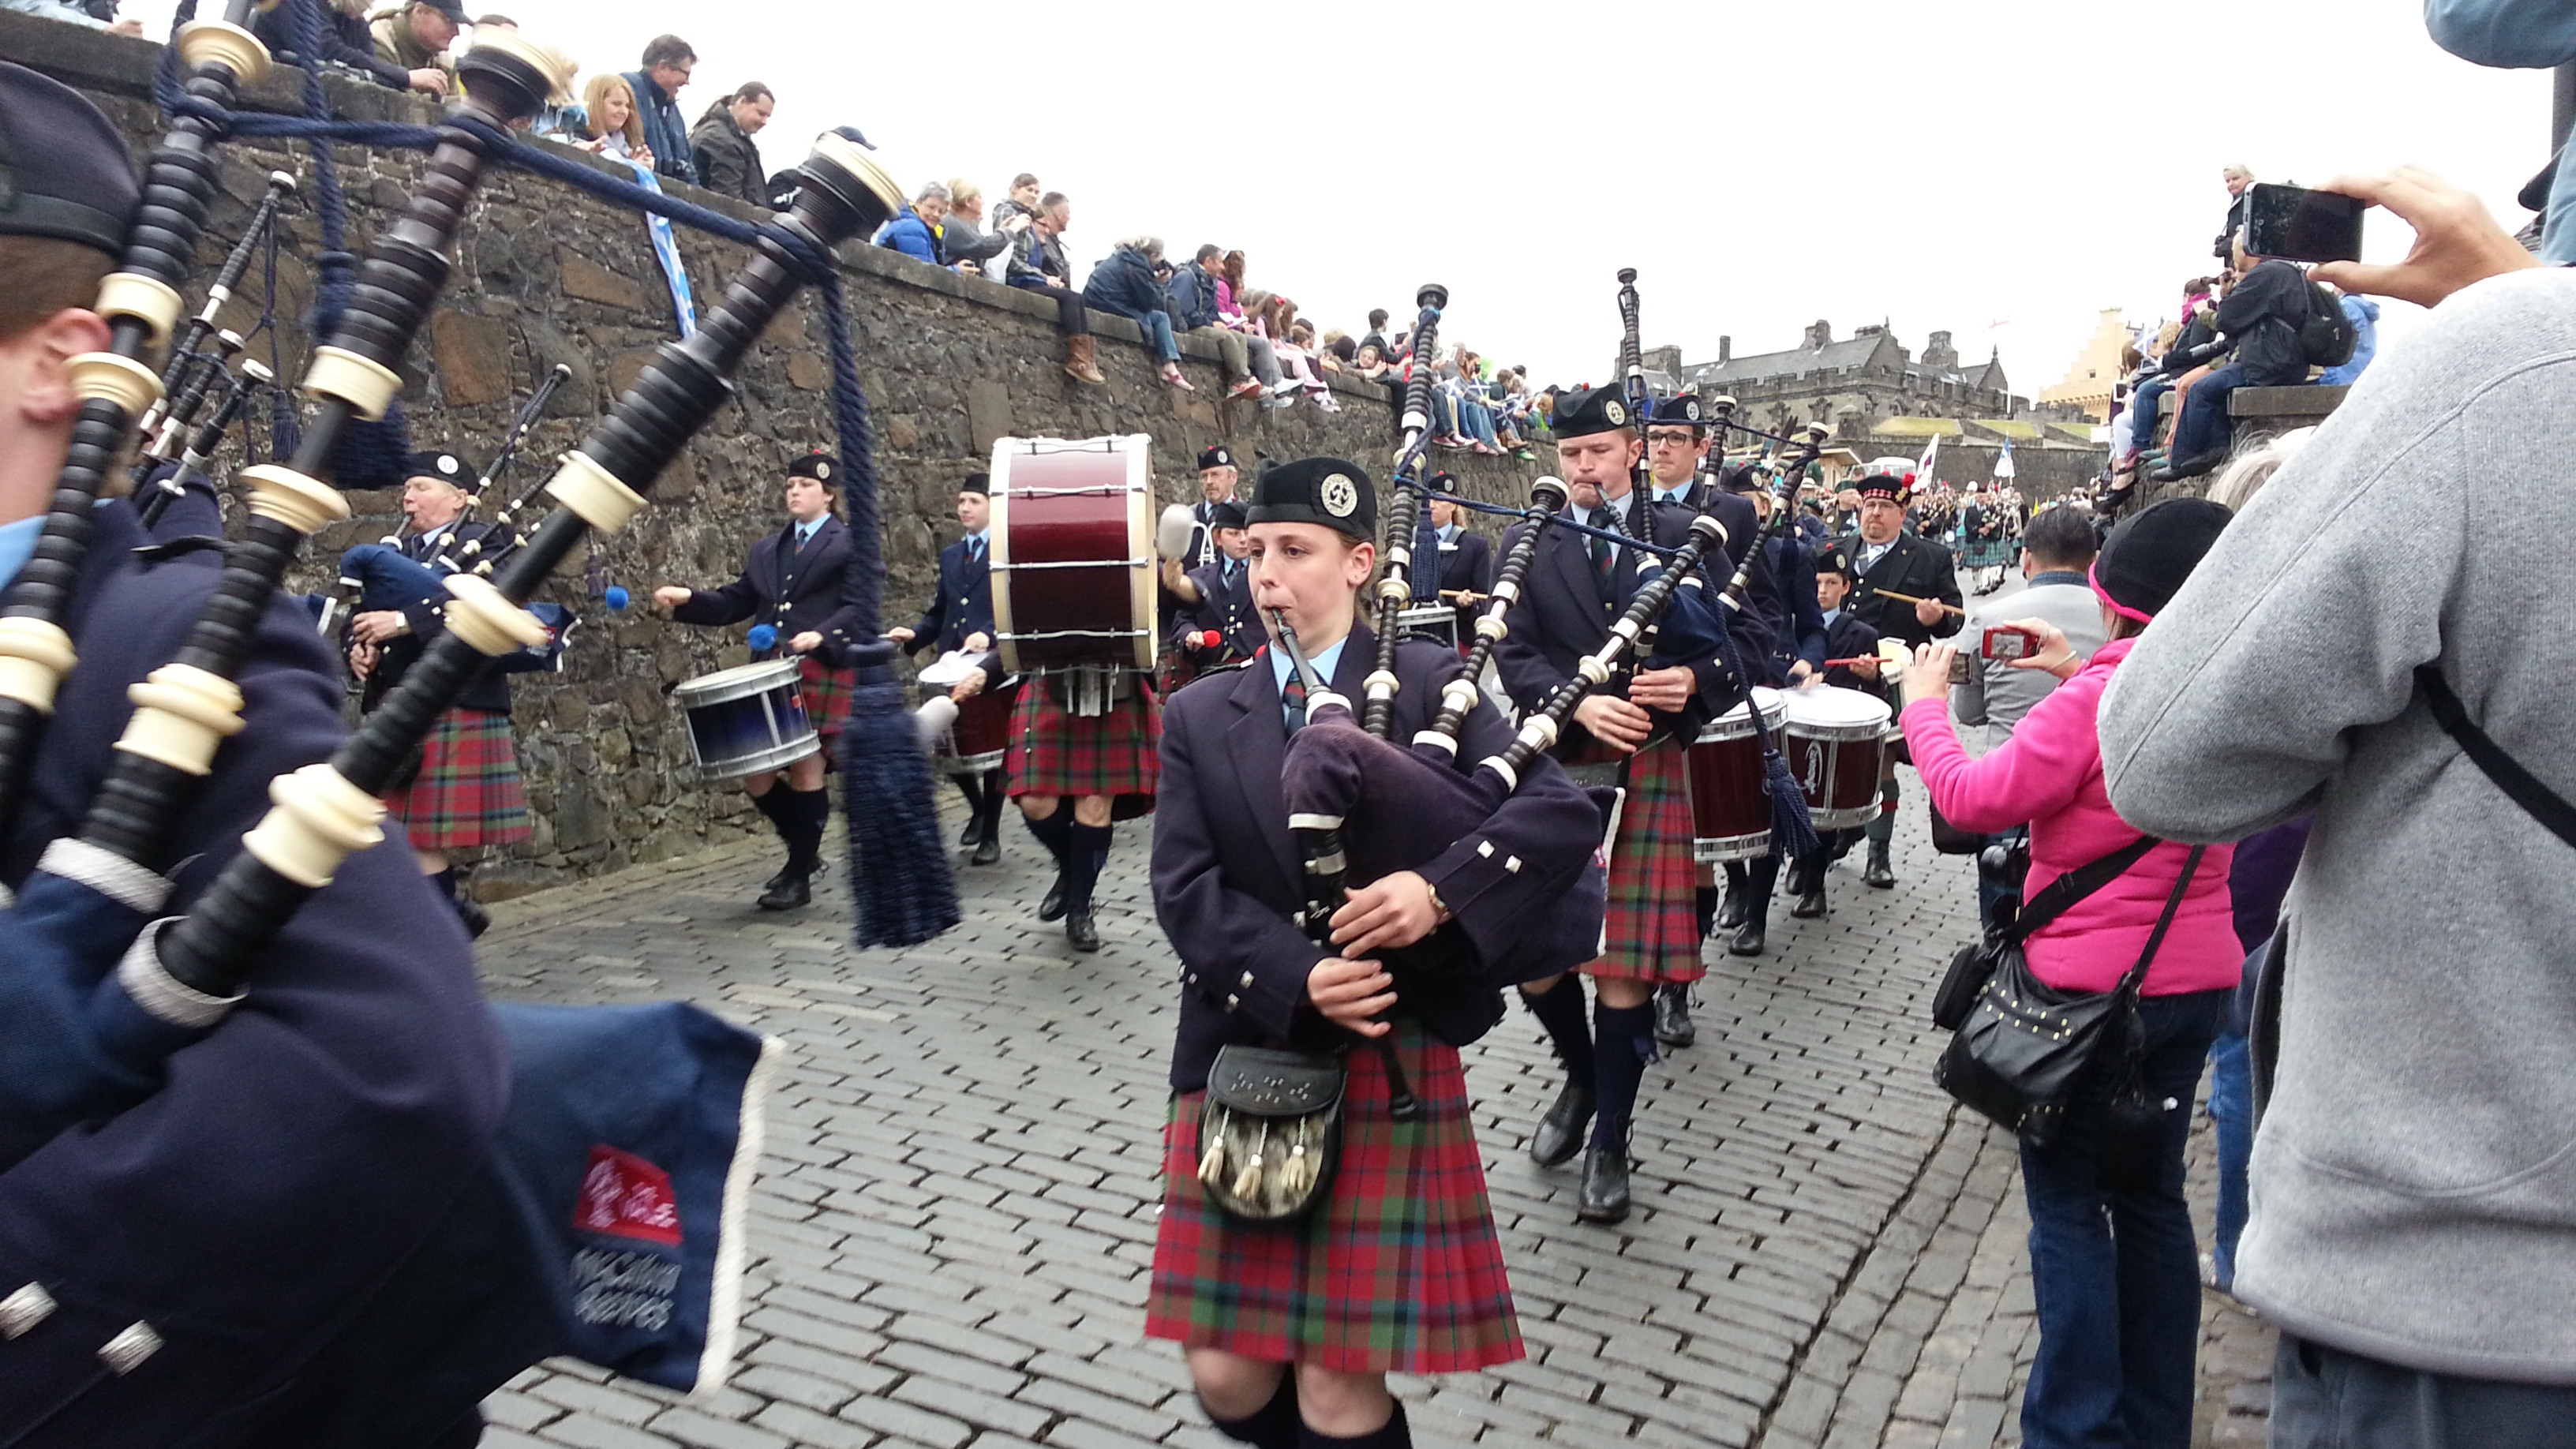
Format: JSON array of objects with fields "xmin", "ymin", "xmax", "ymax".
[{"xmin": 1196, "ymin": 1045, "xmax": 1346, "ymax": 1223}]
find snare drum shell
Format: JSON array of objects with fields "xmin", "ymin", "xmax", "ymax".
[
  {"xmin": 675, "ymin": 659, "xmax": 819, "ymax": 780},
  {"xmin": 989, "ymin": 436, "xmax": 1156, "ymax": 675},
  {"xmin": 1688, "ymin": 688, "xmax": 1787, "ymax": 863},
  {"xmin": 1783, "ymin": 687, "xmax": 1893, "ymax": 832}
]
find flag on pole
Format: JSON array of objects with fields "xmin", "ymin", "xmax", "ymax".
[
  {"xmin": 1917, "ymin": 432, "xmax": 1939, "ymax": 485},
  {"xmin": 1994, "ymin": 439, "xmax": 2016, "ymax": 480}
]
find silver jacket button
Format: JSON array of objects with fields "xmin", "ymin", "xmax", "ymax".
[
  {"xmin": 97, "ymin": 1321, "xmax": 163, "ymax": 1375},
  {"xmin": 0, "ymin": 1283, "xmax": 58, "ymax": 1339}
]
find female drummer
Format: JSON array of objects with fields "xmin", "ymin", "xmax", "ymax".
[
  {"xmin": 348, "ymin": 451, "xmax": 530, "ymax": 936},
  {"xmin": 1148, "ymin": 457, "xmax": 1598, "ymax": 1449},
  {"xmin": 653, "ymin": 451, "xmax": 863, "ymax": 910}
]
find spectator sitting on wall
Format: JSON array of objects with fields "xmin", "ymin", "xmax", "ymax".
[
  {"xmin": 567, "ymin": 73, "xmax": 653, "ymax": 167},
  {"xmin": 1167, "ymin": 242, "xmax": 1283, "ymax": 401},
  {"xmin": 2319, "ymin": 293, "xmax": 2379, "ymax": 386},
  {"xmin": 687, "ymin": 81, "xmax": 773, "ymax": 208},
  {"xmin": 623, "ymin": 35, "xmax": 699, "ymax": 185},
  {"xmin": 874, "ymin": 182, "xmax": 950, "ymax": 264},
  {"xmin": 2151, "ymin": 240, "xmax": 2316, "ymax": 481},
  {"xmin": 989, "ymin": 173, "xmax": 1042, "ymax": 236},
  {"xmin": 366, "ymin": 0, "xmax": 462, "ymax": 96},
  {"xmin": 1005, "ymin": 191, "xmax": 1105, "ymax": 387},
  {"xmin": 941, "ymin": 180, "xmax": 1014, "ymax": 277},
  {"xmin": 1085, "ymin": 236, "xmax": 1193, "ymax": 390},
  {"xmin": 255, "ymin": 0, "xmax": 412, "ymax": 92}
]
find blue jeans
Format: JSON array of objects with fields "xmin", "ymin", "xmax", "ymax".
[
  {"xmin": 2018, "ymin": 987, "xmax": 2227, "ymax": 1449},
  {"xmin": 2271, "ymin": 1336, "xmax": 2576, "ymax": 1449},
  {"xmin": 2168, "ymin": 361, "xmax": 2248, "ymax": 465},
  {"xmin": 1139, "ymin": 309, "xmax": 1181, "ymax": 363},
  {"xmin": 1461, "ymin": 398, "xmax": 1500, "ymax": 447},
  {"xmin": 2124, "ymin": 376, "xmax": 2171, "ymax": 454},
  {"xmin": 2205, "ymin": 1025, "xmax": 2251, "ymax": 1289}
]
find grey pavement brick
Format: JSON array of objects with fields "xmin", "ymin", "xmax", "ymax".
[
  {"xmin": 537, "ymin": 1413, "xmax": 682, "ymax": 1449},
  {"xmin": 743, "ymin": 1402, "xmax": 883, "ymax": 1449},
  {"xmin": 646, "ymin": 1406, "xmax": 794, "ymax": 1449}
]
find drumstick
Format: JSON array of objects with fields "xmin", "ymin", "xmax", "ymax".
[{"xmin": 1865, "ymin": 586, "xmax": 1967, "ymax": 616}]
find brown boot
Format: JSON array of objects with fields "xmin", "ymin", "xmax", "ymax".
[{"xmin": 1063, "ymin": 334, "xmax": 1106, "ymax": 385}]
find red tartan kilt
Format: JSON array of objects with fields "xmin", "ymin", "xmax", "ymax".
[
  {"xmin": 1582, "ymin": 735, "xmax": 1702, "ymax": 984},
  {"xmin": 1005, "ymin": 680, "xmax": 1159, "ymax": 820},
  {"xmin": 388, "ymin": 708, "xmax": 530, "ymax": 850},
  {"xmin": 1147, "ymin": 1024, "xmax": 1522, "ymax": 1375},
  {"xmin": 799, "ymin": 657, "xmax": 856, "ymax": 751}
]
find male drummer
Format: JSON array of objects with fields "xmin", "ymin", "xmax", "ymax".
[
  {"xmin": 1837, "ymin": 465, "xmax": 1963, "ymax": 889},
  {"xmin": 654, "ymin": 451, "xmax": 862, "ymax": 909},
  {"xmin": 1642, "ymin": 393, "xmax": 1719, "ymax": 510},
  {"xmin": 1159, "ymin": 500, "xmax": 1261, "ymax": 662},
  {"xmin": 890, "ymin": 474, "xmax": 1006, "ymax": 865},
  {"xmin": 1786, "ymin": 547, "xmax": 1886, "ymax": 919},
  {"xmin": 1492, "ymin": 384, "xmax": 1770, "ymax": 1223},
  {"xmin": 1185, "ymin": 442, "xmax": 1243, "ymax": 569},
  {"xmin": 1004, "ymin": 638, "xmax": 1161, "ymax": 954},
  {"xmin": 1425, "ymin": 477, "xmax": 1492, "ymax": 638}
]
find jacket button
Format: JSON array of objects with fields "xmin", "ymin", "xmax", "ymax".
[
  {"xmin": 1225, "ymin": 994, "xmax": 1240, "ymax": 1011},
  {"xmin": 0, "ymin": 1283, "xmax": 57, "ymax": 1339},
  {"xmin": 1239, "ymin": 971, "xmax": 1254, "ymax": 989},
  {"xmin": 97, "ymin": 1321, "xmax": 162, "ymax": 1375}
]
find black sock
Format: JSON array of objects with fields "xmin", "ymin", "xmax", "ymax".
[
  {"xmin": 1589, "ymin": 1000, "xmax": 1656, "ymax": 1151},
  {"xmin": 429, "ymin": 866, "xmax": 458, "ymax": 900},
  {"xmin": 1064, "ymin": 822, "xmax": 1112, "ymax": 912},
  {"xmin": 1743, "ymin": 852, "xmax": 1779, "ymax": 922},
  {"xmin": 751, "ymin": 785, "xmax": 795, "ymax": 856},
  {"xmin": 1203, "ymin": 1373, "xmax": 1299, "ymax": 1449},
  {"xmin": 1297, "ymin": 1399, "xmax": 1410, "ymax": 1447},
  {"xmin": 1518, "ymin": 981, "xmax": 1595, "ymax": 1085},
  {"xmin": 783, "ymin": 787, "xmax": 828, "ymax": 874},
  {"xmin": 953, "ymin": 774, "xmax": 987, "ymax": 818},
  {"xmin": 1865, "ymin": 778, "xmax": 1899, "ymax": 846},
  {"xmin": 1695, "ymin": 884, "xmax": 1719, "ymax": 941},
  {"xmin": 1024, "ymin": 807, "xmax": 1073, "ymax": 867}
]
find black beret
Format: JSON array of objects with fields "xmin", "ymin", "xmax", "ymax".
[
  {"xmin": 1649, "ymin": 393, "xmax": 1708, "ymax": 429},
  {"xmin": 1198, "ymin": 444, "xmax": 1237, "ymax": 472},
  {"xmin": 1207, "ymin": 501, "xmax": 1247, "ymax": 531},
  {"xmin": 1815, "ymin": 545, "xmax": 1856, "ymax": 581},
  {"xmin": 787, "ymin": 452, "xmax": 838, "ymax": 485},
  {"xmin": 406, "ymin": 451, "xmax": 471, "ymax": 486},
  {"xmin": 1717, "ymin": 462, "xmax": 1763, "ymax": 496},
  {"xmin": 1247, "ymin": 455, "xmax": 1374, "ymax": 541},
  {"xmin": 958, "ymin": 471, "xmax": 990, "ymax": 497},
  {"xmin": 1425, "ymin": 470, "xmax": 1458, "ymax": 493},
  {"xmin": 0, "ymin": 62, "xmax": 140, "ymax": 255},
  {"xmin": 1549, "ymin": 386, "xmax": 1638, "ymax": 440},
  {"xmin": 2094, "ymin": 497, "xmax": 2230, "ymax": 620}
]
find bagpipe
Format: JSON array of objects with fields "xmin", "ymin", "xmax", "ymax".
[
  {"xmin": 0, "ymin": 6, "xmax": 945, "ymax": 1415},
  {"xmin": 1357, "ymin": 283, "xmax": 1447, "ymax": 736}
]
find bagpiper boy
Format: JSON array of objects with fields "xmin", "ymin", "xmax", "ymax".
[
  {"xmin": 890, "ymin": 474, "xmax": 1005, "ymax": 864},
  {"xmin": 1492, "ymin": 385, "xmax": 1769, "ymax": 1222},
  {"xmin": 1148, "ymin": 456, "xmax": 1597, "ymax": 1449},
  {"xmin": 653, "ymin": 451, "xmax": 867, "ymax": 909}
]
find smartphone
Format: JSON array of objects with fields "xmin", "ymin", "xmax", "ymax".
[
  {"xmin": 1948, "ymin": 653, "xmax": 1975, "ymax": 686},
  {"xmin": 1982, "ymin": 625, "xmax": 2038, "ymax": 661},
  {"xmin": 2242, "ymin": 182, "xmax": 2364, "ymax": 265}
]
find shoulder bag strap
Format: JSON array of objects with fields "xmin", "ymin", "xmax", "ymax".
[
  {"xmin": 2006, "ymin": 833, "xmax": 2162, "ymax": 943},
  {"xmin": 2113, "ymin": 844, "xmax": 2207, "ymax": 998},
  {"xmin": 2416, "ymin": 665, "xmax": 2576, "ymax": 850}
]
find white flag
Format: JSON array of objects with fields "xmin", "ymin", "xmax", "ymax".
[{"xmin": 1917, "ymin": 433, "xmax": 1939, "ymax": 483}]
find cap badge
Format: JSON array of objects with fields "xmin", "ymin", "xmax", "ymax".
[
  {"xmin": 814, "ymin": 461, "xmax": 831, "ymax": 480},
  {"xmin": 1683, "ymin": 399, "xmax": 1701, "ymax": 421},
  {"xmin": 1603, "ymin": 399, "xmax": 1627, "ymax": 425},
  {"xmin": 1320, "ymin": 473, "xmax": 1358, "ymax": 519},
  {"xmin": 436, "ymin": 455, "xmax": 459, "ymax": 476}
]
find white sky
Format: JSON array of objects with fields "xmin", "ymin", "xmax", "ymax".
[{"xmin": 155, "ymin": 0, "xmax": 2558, "ymax": 395}]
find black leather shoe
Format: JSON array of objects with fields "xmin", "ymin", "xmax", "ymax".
[
  {"xmin": 1065, "ymin": 910, "xmax": 1100, "ymax": 952},
  {"xmin": 758, "ymin": 871, "xmax": 812, "ymax": 911},
  {"xmin": 1790, "ymin": 885, "xmax": 1828, "ymax": 919},
  {"xmin": 1714, "ymin": 882, "xmax": 1746, "ymax": 932},
  {"xmin": 455, "ymin": 895, "xmax": 491, "ymax": 940},
  {"xmin": 2151, "ymin": 450, "xmax": 2227, "ymax": 483},
  {"xmin": 1039, "ymin": 872, "xmax": 1067, "ymax": 921},
  {"xmin": 970, "ymin": 824, "xmax": 1002, "ymax": 867},
  {"xmin": 1863, "ymin": 845, "xmax": 1896, "ymax": 889},
  {"xmin": 1529, "ymin": 1080, "xmax": 1594, "ymax": 1167},
  {"xmin": 957, "ymin": 818, "xmax": 980, "ymax": 848},
  {"xmin": 1728, "ymin": 920, "xmax": 1765, "ymax": 957},
  {"xmin": 1651, "ymin": 984, "xmax": 1695, "ymax": 1048},
  {"xmin": 1577, "ymin": 1146, "xmax": 1631, "ymax": 1223},
  {"xmin": 761, "ymin": 864, "xmax": 790, "ymax": 893}
]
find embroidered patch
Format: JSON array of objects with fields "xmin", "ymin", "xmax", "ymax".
[
  {"xmin": 1320, "ymin": 473, "xmax": 1357, "ymax": 518},
  {"xmin": 575, "ymin": 1143, "xmax": 683, "ymax": 1245}
]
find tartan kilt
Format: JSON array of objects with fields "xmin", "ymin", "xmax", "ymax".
[
  {"xmin": 799, "ymin": 656, "xmax": 856, "ymax": 751},
  {"xmin": 388, "ymin": 708, "xmax": 530, "ymax": 850},
  {"xmin": 1005, "ymin": 679, "xmax": 1159, "ymax": 820},
  {"xmin": 1586, "ymin": 735, "xmax": 1702, "ymax": 984},
  {"xmin": 1147, "ymin": 1022, "xmax": 1522, "ymax": 1375}
]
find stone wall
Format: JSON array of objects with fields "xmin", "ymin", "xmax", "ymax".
[{"xmin": 4, "ymin": 13, "xmax": 1544, "ymax": 893}]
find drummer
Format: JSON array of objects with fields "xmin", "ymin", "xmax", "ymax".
[
  {"xmin": 1005, "ymin": 647, "xmax": 1162, "ymax": 956},
  {"xmin": 1425, "ymin": 477, "xmax": 1492, "ymax": 639},
  {"xmin": 891, "ymin": 474, "xmax": 1007, "ymax": 866},
  {"xmin": 1837, "ymin": 466, "xmax": 1964, "ymax": 890},
  {"xmin": 653, "ymin": 451, "xmax": 861, "ymax": 911},
  {"xmin": 1159, "ymin": 500, "xmax": 1262, "ymax": 664},
  {"xmin": 1785, "ymin": 546, "xmax": 1885, "ymax": 921}
]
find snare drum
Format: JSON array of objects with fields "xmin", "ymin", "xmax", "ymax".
[
  {"xmin": 1687, "ymin": 686, "xmax": 1785, "ymax": 863},
  {"xmin": 988, "ymin": 435, "xmax": 1156, "ymax": 675},
  {"xmin": 1395, "ymin": 602, "xmax": 1461, "ymax": 653},
  {"xmin": 916, "ymin": 653, "xmax": 1020, "ymax": 775},
  {"xmin": 674, "ymin": 658, "xmax": 818, "ymax": 781},
  {"xmin": 1781, "ymin": 685, "xmax": 1893, "ymax": 831}
]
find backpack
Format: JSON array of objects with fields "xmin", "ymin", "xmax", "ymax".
[{"xmin": 2300, "ymin": 279, "xmax": 2357, "ymax": 370}]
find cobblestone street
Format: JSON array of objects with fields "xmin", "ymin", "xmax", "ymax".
[{"xmin": 474, "ymin": 769, "xmax": 2271, "ymax": 1449}]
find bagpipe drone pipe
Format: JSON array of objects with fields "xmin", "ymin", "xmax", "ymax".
[{"xmin": 1357, "ymin": 283, "xmax": 1447, "ymax": 736}]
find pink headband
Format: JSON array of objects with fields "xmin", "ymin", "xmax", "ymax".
[{"xmin": 2089, "ymin": 560, "xmax": 2155, "ymax": 624}]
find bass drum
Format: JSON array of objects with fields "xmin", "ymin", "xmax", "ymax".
[
  {"xmin": 1781, "ymin": 685, "xmax": 1892, "ymax": 832},
  {"xmin": 988, "ymin": 434, "xmax": 1156, "ymax": 675}
]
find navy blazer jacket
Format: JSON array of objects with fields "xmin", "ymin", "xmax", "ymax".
[
  {"xmin": 673, "ymin": 515, "xmax": 869, "ymax": 662},
  {"xmin": 1182, "ymin": 557, "xmax": 1260, "ymax": 660},
  {"xmin": 905, "ymin": 534, "xmax": 996, "ymax": 657},
  {"xmin": 1433, "ymin": 526, "xmax": 1493, "ymax": 598},
  {"xmin": 0, "ymin": 502, "xmax": 506, "ymax": 1443},
  {"xmin": 1152, "ymin": 627, "xmax": 1603, "ymax": 1091},
  {"xmin": 369, "ymin": 520, "xmax": 510, "ymax": 715},
  {"xmin": 1492, "ymin": 490, "xmax": 1774, "ymax": 747},
  {"xmin": 1839, "ymin": 530, "xmax": 1966, "ymax": 650},
  {"xmin": 1821, "ymin": 610, "xmax": 1886, "ymax": 691}
]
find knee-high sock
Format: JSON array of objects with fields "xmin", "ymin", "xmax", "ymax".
[
  {"xmin": 1063, "ymin": 822, "xmax": 1112, "ymax": 912},
  {"xmin": 1518, "ymin": 980, "xmax": 1595, "ymax": 1085},
  {"xmin": 1696, "ymin": 884, "xmax": 1720, "ymax": 941},
  {"xmin": 1589, "ymin": 1000, "xmax": 1657, "ymax": 1151},
  {"xmin": 1863, "ymin": 777, "xmax": 1900, "ymax": 846},
  {"xmin": 781, "ymin": 787, "xmax": 829, "ymax": 874},
  {"xmin": 1299, "ymin": 1400, "xmax": 1410, "ymax": 1448},
  {"xmin": 1024, "ymin": 807, "xmax": 1073, "ymax": 867},
  {"xmin": 1203, "ymin": 1374, "xmax": 1299, "ymax": 1449},
  {"xmin": 750, "ymin": 784, "xmax": 793, "ymax": 849},
  {"xmin": 1743, "ymin": 852, "xmax": 1780, "ymax": 919},
  {"xmin": 952, "ymin": 772, "xmax": 987, "ymax": 818},
  {"xmin": 976, "ymin": 771, "xmax": 1009, "ymax": 832}
]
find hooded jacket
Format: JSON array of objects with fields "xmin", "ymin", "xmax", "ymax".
[
  {"xmin": 874, "ymin": 208, "xmax": 941, "ymax": 265},
  {"xmin": 686, "ymin": 103, "xmax": 764, "ymax": 208},
  {"xmin": 1083, "ymin": 245, "xmax": 1170, "ymax": 324}
]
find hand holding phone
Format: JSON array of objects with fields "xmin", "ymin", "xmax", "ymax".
[
  {"xmin": 1981, "ymin": 625, "xmax": 2039, "ymax": 661},
  {"xmin": 2243, "ymin": 182, "xmax": 2365, "ymax": 265}
]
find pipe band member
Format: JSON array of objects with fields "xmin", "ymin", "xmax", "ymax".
[
  {"xmin": 1490, "ymin": 384, "xmax": 1772, "ymax": 1225},
  {"xmin": 349, "ymin": 450, "xmax": 530, "ymax": 937},
  {"xmin": 1148, "ymin": 455, "xmax": 1597, "ymax": 1449},
  {"xmin": 654, "ymin": 451, "xmax": 863, "ymax": 911},
  {"xmin": 1833, "ymin": 465, "xmax": 1965, "ymax": 893},
  {"xmin": 889, "ymin": 474, "xmax": 1005, "ymax": 866},
  {"xmin": 1784, "ymin": 545, "xmax": 1888, "ymax": 922},
  {"xmin": 1000, "ymin": 625, "xmax": 1162, "ymax": 956},
  {"xmin": 1159, "ymin": 500, "xmax": 1262, "ymax": 665},
  {"xmin": 1423, "ymin": 473, "xmax": 1494, "ymax": 643}
]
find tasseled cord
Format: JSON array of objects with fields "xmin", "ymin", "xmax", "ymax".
[{"xmin": 1708, "ymin": 586, "xmax": 1822, "ymax": 859}]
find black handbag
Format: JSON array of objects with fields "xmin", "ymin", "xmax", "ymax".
[
  {"xmin": 1930, "ymin": 833, "xmax": 2159, "ymax": 1032},
  {"xmin": 1937, "ymin": 844, "xmax": 2206, "ymax": 1146},
  {"xmin": 1195, "ymin": 1045, "xmax": 1346, "ymax": 1224},
  {"xmin": 1926, "ymin": 797, "xmax": 1983, "ymax": 856}
]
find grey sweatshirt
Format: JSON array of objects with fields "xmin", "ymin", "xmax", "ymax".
[{"xmin": 2097, "ymin": 267, "xmax": 2576, "ymax": 1385}]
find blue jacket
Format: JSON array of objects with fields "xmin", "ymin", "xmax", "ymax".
[
  {"xmin": 2318, "ymin": 294, "xmax": 2380, "ymax": 387},
  {"xmin": 905, "ymin": 534, "xmax": 996, "ymax": 656},
  {"xmin": 1760, "ymin": 530, "xmax": 1829, "ymax": 680},
  {"xmin": 673, "ymin": 515, "xmax": 870, "ymax": 663},
  {"xmin": 1182, "ymin": 556, "xmax": 1260, "ymax": 660},
  {"xmin": 1165, "ymin": 261, "xmax": 1221, "ymax": 331},
  {"xmin": 0, "ymin": 500, "xmax": 507, "ymax": 1442},
  {"xmin": 623, "ymin": 69, "xmax": 696, "ymax": 185},
  {"xmin": 2426, "ymin": 0, "xmax": 2576, "ymax": 263},
  {"xmin": 1083, "ymin": 246, "xmax": 1170, "ymax": 324},
  {"xmin": 874, "ymin": 208, "xmax": 940, "ymax": 265}
]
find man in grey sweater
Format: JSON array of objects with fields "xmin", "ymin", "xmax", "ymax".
[{"xmin": 2096, "ymin": 167, "xmax": 2575, "ymax": 1441}]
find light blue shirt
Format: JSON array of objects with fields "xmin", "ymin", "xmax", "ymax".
[
  {"xmin": 1267, "ymin": 631, "xmax": 1349, "ymax": 728},
  {"xmin": 0, "ymin": 515, "xmax": 43, "ymax": 589},
  {"xmin": 1653, "ymin": 483, "xmax": 1692, "ymax": 506},
  {"xmin": 1822, "ymin": 606, "xmax": 1844, "ymax": 629},
  {"xmin": 1437, "ymin": 522, "xmax": 1461, "ymax": 544},
  {"xmin": 967, "ymin": 526, "xmax": 988, "ymax": 560},
  {"xmin": 794, "ymin": 519, "xmax": 823, "ymax": 549}
]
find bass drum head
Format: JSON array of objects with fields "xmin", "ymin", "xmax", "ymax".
[{"xmin": 987, "ymin": 435, "xmax": 1156, "ymax": 675}]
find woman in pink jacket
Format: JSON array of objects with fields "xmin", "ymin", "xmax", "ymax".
[{"xmin": 1897, "ymin": 497, "xmax": 2237, "ymax": 1449}]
